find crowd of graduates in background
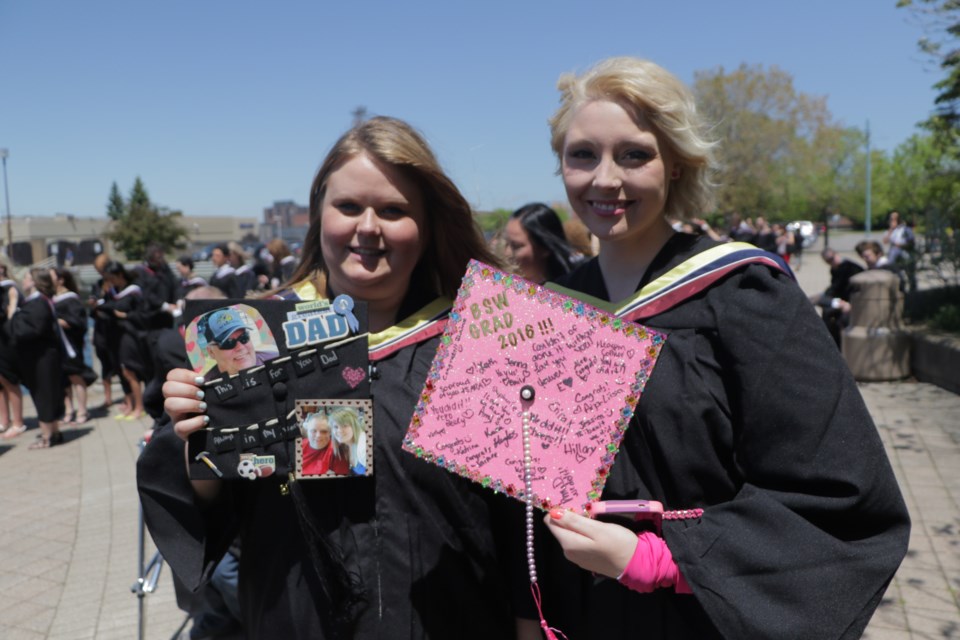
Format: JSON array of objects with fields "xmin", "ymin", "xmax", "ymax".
[
  {"xmin": 0, "ymin": 239, "xmax": 300, "ymax": 450},
  {"xmin": 0, "ymin": 203, "xmax": 911, "ymax": 455}
]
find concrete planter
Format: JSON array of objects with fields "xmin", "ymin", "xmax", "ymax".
[{"xmin": 909, "ymin": 329, "xmax": 960, "ymax": 394}]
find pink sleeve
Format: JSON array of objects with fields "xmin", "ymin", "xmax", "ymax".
[{"xmin": 617, "ymin": 531, "xmax": 692, "ymax": 594}]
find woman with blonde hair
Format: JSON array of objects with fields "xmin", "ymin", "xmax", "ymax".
[
  {"xmin": 522, "ymin": 57, "xmax": 909, "ymax": 639},
  {"xmin": 329, "ymin": 407, "xmax": 367, "ymax": 475},
  {"xmin": 141, "ymin": 116, "xmax": 514, "ymax": 639}
]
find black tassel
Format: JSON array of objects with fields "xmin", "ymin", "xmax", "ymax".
[{"xmin": 287, "ymin": 473, "xmax": 365, "ymax": 638}]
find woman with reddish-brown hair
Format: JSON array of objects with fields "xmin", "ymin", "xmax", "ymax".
[{"xmin": 140, "ymin": 116, "xmax": 515, "ymax": 639}]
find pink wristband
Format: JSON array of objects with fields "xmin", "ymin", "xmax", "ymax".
[{"xmin": 617, "ymin": 531, "xmax": 692, "ymax": 594}]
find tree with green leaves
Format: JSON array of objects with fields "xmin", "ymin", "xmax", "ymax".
[
  {"xmin": 693, "ymin": 63, "xmax": 862, "ymax": 222},
  {"xmin": 898, "ymin": 0, "xmax": 960, "ymax": 146},
  {"xmin": 106, "ymin": 182, "xmax": 125, "ymax": 221},
  {"xmin": 105, "ymin": 177, "xmax": 188, "ymax": 260},
  {"xmin": 896, "ymin": 1, "xmax": 960, "ymax": 287},
  {"xmin": 129, "ymin": 176, "xmax": 151, "ymax": 211}
]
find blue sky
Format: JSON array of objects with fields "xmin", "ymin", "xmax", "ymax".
[{"xmin": 0, "ymin": 1, "xmax": 941, "ymax": 219}]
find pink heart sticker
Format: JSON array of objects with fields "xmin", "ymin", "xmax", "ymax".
[
  {"xmin": 185, "ymin": 341, "xmax": 196, "ymax": 353},
  {"xmin": 256, "ymin": 318, "xmax": 264, "ymax": 329},
  {"xmin": 342, "ymin": 366, "xmax": 366, "ymax": 389}
]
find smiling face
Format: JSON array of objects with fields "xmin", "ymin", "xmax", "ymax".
[
  {"xmin": 505, "ymin": 218, "xmax": 547, "ymax": 284},
  {"xmin": 206, "ymin": 328, "xmax": 256, "ymax": 375},
  {"xmin": 334, "ymin": 419, "xmax": 355, "ymax": 445},
  {"xmin": 306, "ymin": 415, "xmax": 332, "ymax": 450},
  {"xmin": 561, "ymin": 100, "xmax": 674, "ymax": 247},
  {"xmin": 319, "ymin": 153, "xmax": 426, "ymax": 305}
]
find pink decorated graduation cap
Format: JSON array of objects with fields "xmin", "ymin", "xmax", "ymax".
[{"xmin": 403, "ymin": 261, "xmax": 666, "ymax": 513}]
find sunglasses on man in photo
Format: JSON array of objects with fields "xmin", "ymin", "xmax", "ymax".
[{"xmin": 217, "ymin": 330, "xmax": 251, "ymax": 350}]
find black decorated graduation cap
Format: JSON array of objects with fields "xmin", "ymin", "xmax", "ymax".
[{"xmin": 182, "ymin": 296, "xmax": 370, "ymax": 481}]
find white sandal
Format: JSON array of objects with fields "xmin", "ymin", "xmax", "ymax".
[{"xmin": 2, "ymin": 425, "xmax": 27, "ymax": 439}]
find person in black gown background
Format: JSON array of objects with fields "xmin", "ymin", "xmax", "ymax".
[
  {"xmin": 97, "ymin": 261, "xmax": 149, "ymax": 419},
  {"xmin": 0, "ymin": 260, "xmax": 25, "ymax": 437},
  {"xmin": 503, "ymin": 202, "xmax": 580, "ymax": 284},
  {"xmin": 208, "ymin": 244, "xmax": 239, "ymax": 299},
  {"xmin": 52, "ymin": 267, "xmax": 96, "ymax": 425},
  {"xmin": 6, "ymin": 268, "xmax": 65, "ymax": 448},
  {"xmin": 513, "ymin": 57, "xmax": 910, "ymax": 640}
]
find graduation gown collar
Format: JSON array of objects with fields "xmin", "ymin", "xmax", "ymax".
[
  {"xmin": 214, "ymin": 264, "xmax": 235, "ymax": 278},
  {"xmin": 114, "ymin": 284, "xmax": 143, "ymax": 299},
  {"xmin": 548, "ymin": 240, "xmax": 792, "ymax": 322},
  {"xmin": 52, "ymin": 291, "xmax": 81, "ymax": 304},
  {"xmin": 285, "ymin": 279, "xmax": 451, "ymax": 361},
  {"xmin": 367, "ymin": 297, "xmax": 451, "ymax": 361}
]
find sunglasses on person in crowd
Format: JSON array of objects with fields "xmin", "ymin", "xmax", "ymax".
[{"xmin": 216, "ymin": 330, "xmax": 251, "ymax": 350}]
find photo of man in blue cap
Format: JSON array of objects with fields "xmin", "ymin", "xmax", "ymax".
[{"xmin": 200, "ymin": 306, "xmax": 279, "ymax": 380}]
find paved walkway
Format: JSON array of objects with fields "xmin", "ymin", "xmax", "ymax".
[
  {"xmin": 0, "ymin": 398, "xmax": 184, "ymax": 640},
  {"xmin": 0, "ymin": 235, "xmax": 956, "ymax": 639}
]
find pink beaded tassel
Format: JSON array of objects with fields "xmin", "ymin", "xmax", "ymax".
[{"xmin": 520, "ymin": 385, "xmax": 566, "ymax": 640}]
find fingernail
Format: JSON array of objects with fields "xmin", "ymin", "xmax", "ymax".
[
  {"xmin": 196, "ymin": 390, "xmax": 205, "ymax": 400},
  {"xmin": 194, "ymin": 376, "xmax": 205, "ymax": 385},
  {"xmin": 198, "ymin": 402, "xmax": 208, "ymax": 412},
  {"xmin": 549, "ymin": 508, "xmax": 565, "ymax": 520},
  {"xmin": 202, "ymin": 415, "xmax": 210, "ymax": 426}
]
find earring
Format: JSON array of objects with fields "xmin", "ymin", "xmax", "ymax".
[{"xmin": 671, "ymin": 168, "xmax": 681, "ymax": 180}]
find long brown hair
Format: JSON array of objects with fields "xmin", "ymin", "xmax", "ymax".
[
  {"xmin": 287, "ymin": 116, "xmax": 500, "ymax": 299},
  {"xmin": 30, "ymin": 268, "xmax": 57, "ymax": 297}
]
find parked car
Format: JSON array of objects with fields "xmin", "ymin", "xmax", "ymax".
[{"xmin": 787, "ymin": 220, "xmax": 818, "ymax": 249}]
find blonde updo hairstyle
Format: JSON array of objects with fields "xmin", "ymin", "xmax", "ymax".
[{"xmin": 549, "ymin": 57, "xmax": 716, "ymax": 222}]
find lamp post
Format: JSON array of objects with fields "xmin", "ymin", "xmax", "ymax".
[{"xmin": 0, "ymin": 148, "xmax": 10, "ymax": 258}]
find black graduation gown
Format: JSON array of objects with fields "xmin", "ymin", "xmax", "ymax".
[
  {"xmin": 135, "ymin": 263, "xmax": 178, "ymax": 331},
  {"xmin": 209, "ymin": 265, "xmax": 240, "ymax": 299},
  {"xmin": 137, "ymin": 263, "xmax": 178, "ymax": 308},
  {"xmin": 234, "ymin": 264, "xmax": 257, "ymax": 297},
  {"xmin": 143, "ymin": 327, "xmax": 189, "ymax": 420},
  {"xmin": 525, "ymin": 233, "xmax": 909, "ymax": 639},
  {"xmin": 137, "ymin": 295, "xmax": 514, "ymax": 640},
  {"xmin": 98, "ymin": 285, "xmax": 151, "ymax": 380},
  {"xmin": 271, "ymin": 256, "xmax": 298, "ymax": 289},
  {"xmin": 10, "ymin": 294, "xmax": 65, "ymax": 422},
  {"xmin": 177, "ymin": 276, "xmax": 208, "ymax": 301},
  {"xmin": 0, "ymin": 279, "xmax": 22, "ymax": 384},
  {"xmin": 91, "ymin": 280, "xmax": 117, "ymax": 377},
  {"xmin": 53, "ymin": 291, "xmax": 94, "ymax": 380}
]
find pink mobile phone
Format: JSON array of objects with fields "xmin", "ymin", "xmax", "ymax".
[{"xmin": 586, "ymin": 500, "xmax": 663, "ymax": 521}]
